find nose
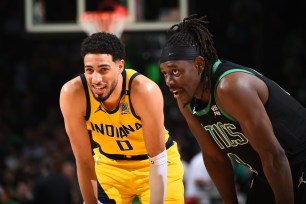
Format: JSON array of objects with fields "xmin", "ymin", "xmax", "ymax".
[
  {"xmin": 165, "ymin": 74, "xmax": 175, "ymax": 87},
  {"xmin": 92, "ymin": 72, "xmax": 103, "ymax": 84}
]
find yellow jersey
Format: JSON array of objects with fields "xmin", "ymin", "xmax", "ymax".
[{"xmin": 80, "ymin": 69, "xmax": 170, "ymax": 157}]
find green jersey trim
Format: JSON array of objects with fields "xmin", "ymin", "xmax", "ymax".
[{"xmin": 214, "ymin": 69, "xmax": 254, "ymax": 122}]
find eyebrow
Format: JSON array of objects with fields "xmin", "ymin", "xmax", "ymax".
[
  {"xmin": 84, "ymin": 64, "xmax": 111, "ymax": 68},
  {"xmin": 165, "ymin": 63, "xmax": 178, "ymax": 68}
]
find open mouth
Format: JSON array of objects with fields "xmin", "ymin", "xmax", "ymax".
[
  {"xmin": 170, "ymin": 89, "xmax": 181, "ymax": 99},
  {"xmin": 92, "ymin": 85, "xmax": 106, "ymax": 95}
]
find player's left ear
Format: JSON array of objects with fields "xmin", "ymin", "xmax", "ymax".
[
  {"xmin": 194, "ymin": 56, "xmax": 204, "ymax": 74},
  {"xmin": 118, "ymin": 59, "xmax": 125, "ymax": 72}
]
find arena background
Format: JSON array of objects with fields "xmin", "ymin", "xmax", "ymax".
[{"xmin": 0, "ymin": 0, "xmax": 305, "ymax": 203}]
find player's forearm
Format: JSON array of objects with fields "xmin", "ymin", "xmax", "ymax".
[
  {"xmin": 76, "ymin": 161, "xmax": 98, "ymax": 204},
  {"xmin": 79, "ymin": 179, "xmax": 98, "ymax": 204},
  {"xmin": 263, "ymin": 156, "xmax": 294, "ymax": 204},
  {"xmin": 149, "ymin": 149, "xmax": 167, "ymax": 204}
]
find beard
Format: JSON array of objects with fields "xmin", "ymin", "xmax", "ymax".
[{"xmin": 93, "ymin": 78, "xmax": 118, "ymax": 102}]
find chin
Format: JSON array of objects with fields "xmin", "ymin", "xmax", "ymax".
[
  {"xmin": 178, "ymin": 98, "xmax": 191, "ymax": 109},
  {"xmin": 94, "ymin": 94, "xmax": 105, "ymax": 102}
]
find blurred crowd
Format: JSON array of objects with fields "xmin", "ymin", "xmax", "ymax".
[{"xmin": 0, "ymin": 0, "xmax": 306, "ymax": 203}]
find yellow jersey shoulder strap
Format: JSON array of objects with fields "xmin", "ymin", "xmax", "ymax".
[
  {"xmin": 80, "ymin": 73, "xmax": 91, "ymax": 121},
  {"xmin": 122, "ymin": 69, "xmax": 142, "ymax": 120},
  {"xmin": 122, "ymin": 69, "xmax": 141, "ymax": 94}
]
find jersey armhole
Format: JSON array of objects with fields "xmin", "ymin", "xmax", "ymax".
[{"xmin": 80, "ymin": 74, "xmax": 91, "ymax": 121}]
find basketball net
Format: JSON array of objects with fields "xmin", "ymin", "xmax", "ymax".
[{"xmin": 79, "ymin": 8, "xmax": 127, "ymax": 38}]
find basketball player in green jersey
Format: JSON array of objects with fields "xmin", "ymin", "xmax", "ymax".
[
  {"xmin": 159, "ymin": 15, "xmax": 306, "ymax": 204},
  {"xmin": 59, "ymin": 32, "xmax": 184, "ymax": 204}
]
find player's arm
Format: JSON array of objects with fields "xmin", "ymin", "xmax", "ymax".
[
  {"xmin": 131, "ymin": 75, "xmax": 167, "ymax": 204},
  {"xmin": 216, "ymin": 72, "xmax": 294, "ymax": 204},
  {"xmin": 59, "ymin": 77, "xmax": 98, "ymax": 204},
  {"xmin": 178, "ymin": 101, "xmax": 239, "ymax": 204}
]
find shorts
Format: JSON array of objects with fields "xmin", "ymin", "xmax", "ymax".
[
  {"xmin": 246, "ymin": 160, "xmax": 306, "ymax": 204},
  {"xmin": 94, "ymin": 142, "xmax": 185, "ymax": 204},
  {"xmin": 293, "ymin": 160, "xmax": 306, "ymax": 204}
]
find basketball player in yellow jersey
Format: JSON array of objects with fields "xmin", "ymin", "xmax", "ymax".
[{"xmin": 59, "ymin": 32, "xmax": 184, "ymax": 204}]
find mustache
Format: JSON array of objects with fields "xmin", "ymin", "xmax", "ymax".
[{"xmin": 169, "ymin": 85, "xmax": 180, "ymax": 91}]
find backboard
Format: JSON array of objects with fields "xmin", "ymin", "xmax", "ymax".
[{"xmin": 24, "ymin": 0, "xmax": 189, "ymax": 33}]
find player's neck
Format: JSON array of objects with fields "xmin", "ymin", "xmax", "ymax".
[{"xmin": 194, "ymin": 80, "xmax": 210, "ymax": 103}]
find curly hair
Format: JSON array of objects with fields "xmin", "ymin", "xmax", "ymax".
[
  {"xmin": 164, "ymin": 14, "xmax": 218, "ymax": 87},
  {"xmin": 80, "ymin": 32, "xmax": 126, "ymax": 61}
]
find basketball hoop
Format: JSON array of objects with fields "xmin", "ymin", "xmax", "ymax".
[{"xmin": 79, "ymin": 9, "xmax": 127, "ymax": 38}]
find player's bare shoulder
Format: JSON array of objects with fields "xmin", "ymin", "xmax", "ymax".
[
  {"xmin": 130, "ymin": 73, "xmax": 163, "ymax": 116},
  {"xmin": 130, "ymin": 74, "xmax": 161, "ymax": 96},
  {"xmin": 60, "ymin": 76, "xmax": 86, "ymax": 112},
  {"xmin": 61, "ymin": 76, "xmax": 84, "ymax": 97}
]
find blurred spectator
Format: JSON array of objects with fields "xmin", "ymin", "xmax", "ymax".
[
  {"xmin": 32, "ymin": 160, "xmax": 72, "ymax": 204},
  {"xmin": 185, "ymin": 152, "xmax": 216, "ymax": 204},
  {"xmin": 15, "ymin": 181, "xmax": 33, "ymax": 204},
  {"xmin": 61, "ymin": 161, "xmax": 82, "ymax": 204},
  {"xmin": 185, "ymin": 152, "xmax": 250, "ymax": 204}
]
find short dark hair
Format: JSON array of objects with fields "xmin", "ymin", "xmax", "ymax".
[
  {"xmin": 80, "ymin": 32, "xmax": 126, "ymax": 61},
  {"xmin": 164, "ymin": 14, "xmax": 218, "ymax": 87}
]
